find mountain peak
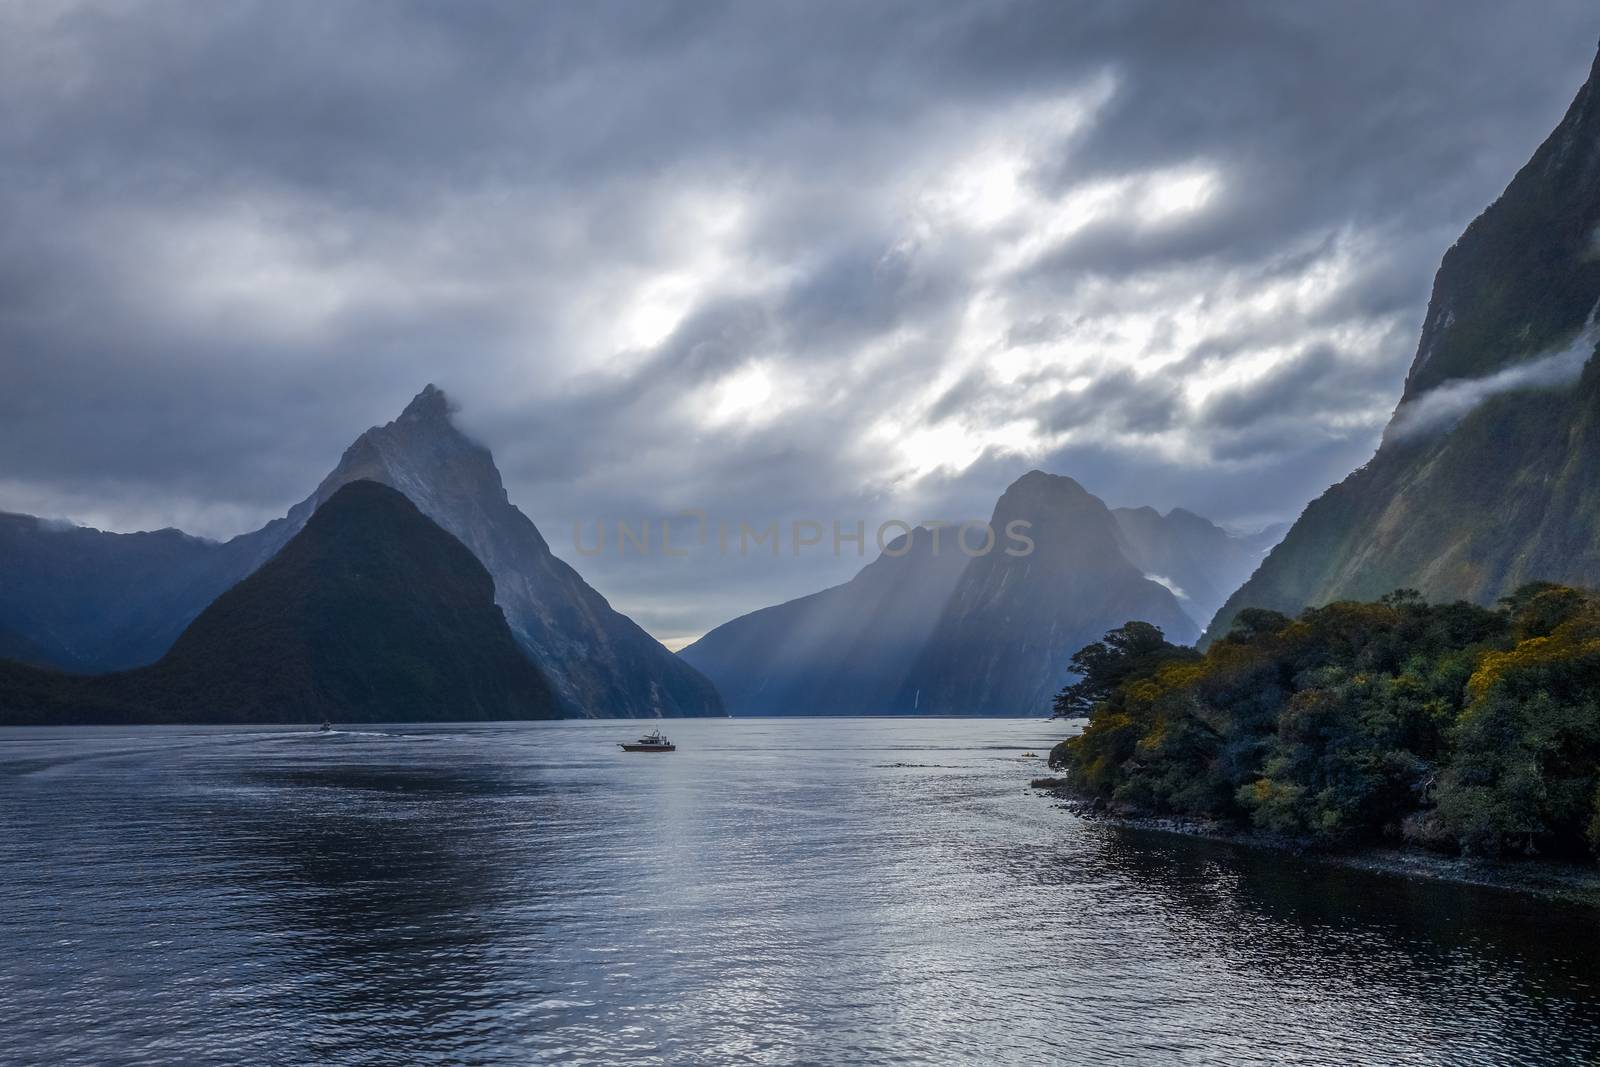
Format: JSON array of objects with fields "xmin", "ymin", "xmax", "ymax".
[
  {"xmin": 1004, "ymin": 469, "xmax": 1091, "ymax": 500},
  {"xmin": 1165, "ymin": 507, "xmax": 1219, "ymax": 532},
  {"xmin": 400, "ymin": 383, "xmax": 454, "ymax": 423},
  {"xmin": 309, "ymin": 383, "xmax": 722, "ymax": 717}
]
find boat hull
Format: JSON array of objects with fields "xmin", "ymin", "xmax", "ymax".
[{"xmin": 620, "ymin": 744, "xmax": 676, "ymax": 752}]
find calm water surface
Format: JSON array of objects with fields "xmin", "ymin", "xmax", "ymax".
[{"xmin": 4, "ymin": 717, "xmax": 1600, "ymax": 1065}]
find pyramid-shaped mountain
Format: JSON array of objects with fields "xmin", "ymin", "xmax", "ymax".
[
  {"xmin": 0, "ymin": 481, "xmax": 562, "ymax": 724},
  {"xmin": 278, "ymin": 386, "xmax": 723, "ymax": 717},
  {"xmin": 683, "ymin": 470, "xmax": 1204, "ymax": 716},
  {"xmin": 0, "ymin": 386, "xmax": 723, "ymax": 717},
  {"xmin": 898, "ymin": 472, "xmax": 1198, "ymax": 715}
]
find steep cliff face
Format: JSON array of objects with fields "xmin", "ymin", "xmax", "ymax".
[
  {"xmin": 899, "ymin": 471, "xmax": 1197, "ymax": 716},
  {"xmin": 1210, "ymin": 46, "xmax": 1600, "ymax": 639},
  {"xmin": 677, "ymin": 526, "xmax": 969, "ymax": 715},
  {"xmin": 0, "ymin": 481, "xmax": 562, "ymax": 724},
  {"xmin": 1402, "ymin": 46, "xmax": 1600, "ymax": 400}
]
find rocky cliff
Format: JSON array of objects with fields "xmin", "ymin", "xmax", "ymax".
[{"xmin": 1210, "ymin": 45, "xmax": 1600, "ymax": 638}]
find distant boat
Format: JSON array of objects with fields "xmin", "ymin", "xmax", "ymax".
[
  {"xmin": 620, "ymin": 729, "xmax": 675, "ymax": 752},
  {"xmin": 319, "ymin": 720, "xmax": 333, "ymax": 733}
]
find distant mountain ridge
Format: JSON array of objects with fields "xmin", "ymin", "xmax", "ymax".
[
  {"xmin": 684, "ymin": 470, "xmax": 1244, "ymax": 716},
  {"xmin": 0, "ymin": 385, "xmax": 723, "ymax": 718},
  {"xmin": 0, "ymin": 481, "xmax": 563, "ymax": 724},
  {"xmin": 1210, "ymin": 43, "xmax": 1600, "ymax": 638},
  {"xmin": 678, "ymin": 526, "xmax": 968, "ymax": 715},
  {"xmin": 1111, "ymin": 506, "xmax": 1277, "ymax": 635},
  {"xmin": 0, "ymin": 514, "xmax": 278, "ymax": 672}
]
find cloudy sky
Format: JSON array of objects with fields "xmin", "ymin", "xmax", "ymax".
[{"xmin": 3, "ymin": 1, "xmax": 1598, "ymax": 645}]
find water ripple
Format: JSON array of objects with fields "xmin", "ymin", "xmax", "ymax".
[{"xmin": 4, "ymin": 718, "xmax": 1600, "ymax": 1065}]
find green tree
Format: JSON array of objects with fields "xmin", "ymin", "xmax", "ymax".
[
  {"xmin": 1047, "ymin": 587, "xmax": 1600, "ymax": 864},
  {"xmin": 1050, "ymin": 621, "xmax": 1195, "ymax": 719}
]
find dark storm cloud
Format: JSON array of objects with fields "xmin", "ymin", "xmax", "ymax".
[
  {"xmin": 2, "ymin": 0, "xmax": 1598, "ymax": 640},
  {"xmin": 1200, "ymin": 343, "xmax": 1399, "ymax": 429}
]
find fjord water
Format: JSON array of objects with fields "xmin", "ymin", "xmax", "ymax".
[{"xmin": 4, "ymin": 719, "xmax": 1599, "ymax": 1065}]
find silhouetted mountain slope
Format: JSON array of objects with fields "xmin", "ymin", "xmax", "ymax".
[
  {"xmin": 1211, "ymin": 45, "xmax": 1600, "ymax": 640},
  {"xmin": 0, "ymin": 385, "xmax": 722, "ymax": 718},
  {"xmin": 294, "ymin": 386, "xmax": 722, "ymax": 717},
  {"xmin": 682, "ymin": 474, "xmax": 1235, "ymax": 717},
  {"xmin": 1111, "ymin": 506, "xmax": 1274, "ymax": 633},
  {"xmin": 678, "ymin": 527, "xmax": 968, "ymax": 715},
  {"xmin": 0, "ymin": 515, "xmax": 269, "ymax": 672},
  {"xmin": 899, "ymin": 471, "xmax": 1198, "ymax": 715},
  {"xmin": 0, "ymin": 619, "xmax": 55, "ymax": 670},
  {"xmin": 0, "ymin": 481, "xmax": 561, "ymax": 724}
]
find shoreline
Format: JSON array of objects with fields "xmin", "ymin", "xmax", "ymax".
[{"xmin": 1030, "ymin": 780, "xmax": 1600, "ymax": 907}]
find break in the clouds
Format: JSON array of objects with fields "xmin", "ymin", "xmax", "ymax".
[{"xmin": 3, "ymin": 1, "xmax": 1599, "ymax": 643}]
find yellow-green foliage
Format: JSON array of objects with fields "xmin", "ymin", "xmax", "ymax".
[
  {"xmin": 1441, "ymin": 594, "xmax": 1600, "ymax": 858},
  {"xmin": 1053, "ymin": 585, "xmax": 1600, "ymax": 862}
]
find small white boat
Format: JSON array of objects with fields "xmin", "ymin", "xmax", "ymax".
[{"xmin": 619, "ymin": 730, "xmax": 675, "ymax": 752}]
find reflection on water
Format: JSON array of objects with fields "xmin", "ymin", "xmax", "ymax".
[{"xmin": 3, "ymin": 718, "xmax": 1599, "ymax": 1065}]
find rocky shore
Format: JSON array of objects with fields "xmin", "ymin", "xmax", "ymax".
[{"xmin": 1030, "ymin": 778, "xmax": 1600, "ymax": 907}]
